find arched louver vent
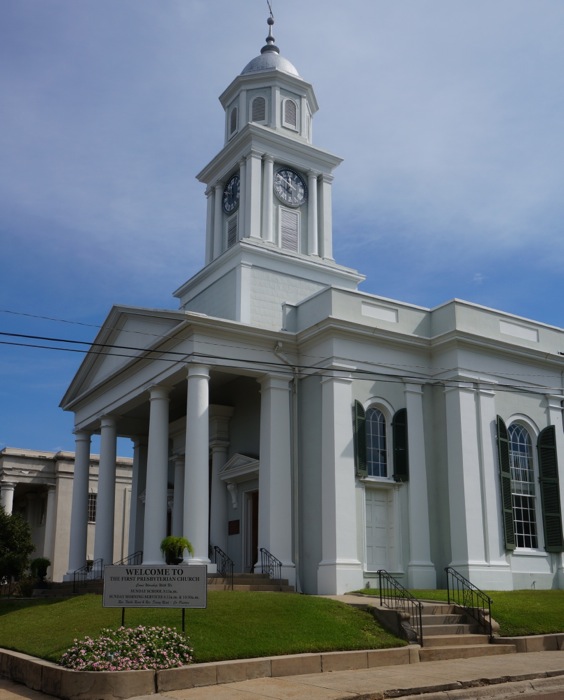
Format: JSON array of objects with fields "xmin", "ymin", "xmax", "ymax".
[
  {"xmin": 252, "ymin": 96, "xmax": 266, "ymax": 122},
  {"xmin": 230, "ymin": 106, "xmax": 238, "ymax": 136},
  {"xmin": 283, "ymin": 99, "xmax": 297, "ymax": 128}
]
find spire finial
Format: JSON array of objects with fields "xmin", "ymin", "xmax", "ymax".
[{"xmin": 262, "ymin": 1, "xmax": 279, "ymax": 55}]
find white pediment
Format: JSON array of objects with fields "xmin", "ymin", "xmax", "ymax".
[{"xmin": 219, "ymin": 453, "xmax": 259, "ymax": 483}]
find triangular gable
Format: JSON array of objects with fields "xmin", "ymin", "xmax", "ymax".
[{"xmin": 60, "ymin": 305, "xmax": 186, "ymax": 409}]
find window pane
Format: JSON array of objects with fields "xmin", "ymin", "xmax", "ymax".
[
  {"xmin": 508, "ymin": 424, "xmax": 538, "ymax": 548},
  {"xmin": 366, "ymin": 407, "xmax": 387, "ymax": 477}
]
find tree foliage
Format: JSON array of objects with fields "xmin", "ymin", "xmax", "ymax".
[{"xmin": 0, "ymin": 506, "xmax": 35, "ymax": 580}]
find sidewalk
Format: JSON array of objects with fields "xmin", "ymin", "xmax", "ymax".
[
  {"xmin": 3, "ymin": 649, "xmax": 564, "ymax": 700},
  {"xmin": 132, "ymin": 650, "xmax": 564, "ymax": 699}
]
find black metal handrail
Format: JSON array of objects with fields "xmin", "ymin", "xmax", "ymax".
[
  {"xmin": 73, "ymin": 558, "xmax": 104, "ymax": 594},
  {"xmin": 260, "ymin": 547, "xmax": 282, "ymax": 587},
  {"xmin": 445, "ymin": 567, "xmax": 493, "ymax": 639},
  {"xmin": 377, "ymin": 569, "xmax": 424, "ymax": 646},
  {"xmin": 213, "ymin": 546, "xmax": 234, "ymax": 590},
  {"xmin": 113, "ymin": 551, "xmax": 143, "ymax": 566}
]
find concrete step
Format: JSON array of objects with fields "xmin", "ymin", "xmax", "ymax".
[
  {"xmin": 422, "ymin": 623, "xmax": 481, "ymax": 636},
  {"xmin": 419, "ymin": 603, "xmax": 459, "ymax": 615},
  {"xmin": 208, "ymin": 584, "xmax": 295, "ymax": 592},
  {"xmin": 419, "ymin": 643, "xmax": 517, "ymax": 662},
  {"xmin": 420, "ymin": 614, "xmax": 467, "ymax": 625},
  {"xmin": 422, "ymin": 634, "xmax": 491, "ymax": 648}
]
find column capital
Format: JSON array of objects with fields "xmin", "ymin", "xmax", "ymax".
[
  {"xmin": 186, "ymin": 364, "xmax": 210, "ymax": 381},
  {"xmin": 100, "ymin": 414, "xmax": 118, "ymax": 430},
  {"xmin": 258, "ymin": 373, "xmax": 292, "ymax": 392},
  {"xmin": 148, "ymin": 384, "xmax": 170, "ymax": 401},
  {"xmin": 263, "ymin": 153, "xmax": 274, "ymax": 163}
]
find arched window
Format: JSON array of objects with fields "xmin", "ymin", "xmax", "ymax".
[
  {"xmin": 251, "ymin": 96, "xmax": 266, "ymax": 123},
  {"xmin": 508, "ymin": 423, "xmax": 538, "ymax": 548},
  {"xmin": 229, "ymin": 106, "xmax": 238, "ymax": 136},
  {"xmin": 366, "ymin": 407, "xmax": 387, "ymax": 478},
  {"xmin": 283, "ymin": 99, "xmax": 298, "ymax": 129}
]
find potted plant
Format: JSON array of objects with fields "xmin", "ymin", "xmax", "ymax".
[
  {"xmin": 160, "ymin": 536, "xmax": 193, "ymax": 565},
  {"xmin": 30, "ymin": 557, "xmax": 51, "ymax": 583}
]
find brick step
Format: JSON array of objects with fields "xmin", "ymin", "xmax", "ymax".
[
  {"xmin": 422, "ymin": 633, "xmax": 490, "ymax": 648},
  {"xmin": 419, "ymin": 643, "xmax": 516, "ymax": 662},
  {"xmin": 422, "ymin": 623, "xmax": 481, "ymax": 636}
]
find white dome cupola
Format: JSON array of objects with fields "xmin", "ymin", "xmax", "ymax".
[{"xmin": 220, "ymin": 15, "xmax": 317, "ymax": 145}]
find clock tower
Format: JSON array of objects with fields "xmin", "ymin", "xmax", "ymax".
[{"xmin": 174, "ymin": 14, "xmax": 364, "ymax": 330}]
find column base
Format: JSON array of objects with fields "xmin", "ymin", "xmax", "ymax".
[
  {"xmin": 447, "ymin": 561, "xmax": 512, "ymax": 590},
  {"xmin": 407, "ymin": 562, "xmax": 437, "ymax": 589},
  {"xmin": 317, "ymin": 559, "xmax": 363, "ymax": 595}
]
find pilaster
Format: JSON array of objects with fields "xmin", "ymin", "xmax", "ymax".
[
  {"xmin": 317, "ymin": 366, "xmax": 363, "ymax": 594},
  {"xmin": 404, "ymin": 383, "xmax": 436, "ymax": 588},
  {"xmin": 258, "ymin": 373, "xmax": 295, "ymax": 584},
  {"xmin": 307, "ymin": 170, "xmax": 319, "ymax": 256}
]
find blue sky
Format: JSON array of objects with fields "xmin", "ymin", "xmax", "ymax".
[{"xmin": 2, "ymin": 0, "xmax": 564, "ymax": 455}]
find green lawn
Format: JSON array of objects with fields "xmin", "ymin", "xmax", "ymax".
[
  {"xmin": 358, "ymin": 588, "xmax": 564, "ymax": 637},
  {"xmin": 0, "ymin": 592, "xmax": 402, "ymax": 664}
]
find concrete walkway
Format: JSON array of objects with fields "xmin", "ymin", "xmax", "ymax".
[
  {"xmin": 3, "ymin": 650, "xmax": 564, "ymax": 700},
  {"xmin": 133, "ymin": 651, "xmax": 564, "ymax": 699}
]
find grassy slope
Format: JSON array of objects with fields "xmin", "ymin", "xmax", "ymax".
[
  {"xmin": 360, "ymin": 588, "xmax": 564, "ymax": 637},
  {"xmin": 0, "ymin": 592, "xmax": 403, "ymax": 663}
]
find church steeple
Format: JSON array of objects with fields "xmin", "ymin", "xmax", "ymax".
[{"xmin": 173, "ymin": 12, "xmax": 363, "ymax": 330}]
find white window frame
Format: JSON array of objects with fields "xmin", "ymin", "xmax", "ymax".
[{"xmin": 282, "ymin": 97, "xmax": 299, "ymax": 131}]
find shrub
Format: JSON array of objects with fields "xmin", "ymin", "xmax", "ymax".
[{"xmin": 59, "ymin": 625, "xmax": 193, "ymax": 671}]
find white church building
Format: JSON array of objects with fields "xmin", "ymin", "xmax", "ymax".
[{"xmin": 60, "ymin": 16, "xmax": 564, "ymax": 594}]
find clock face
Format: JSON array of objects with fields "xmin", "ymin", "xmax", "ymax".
[
  {"xmin": 274, "ymin": 168, "xmax": 307, "ymax": 208},
  {"xmin": 222, "ymin": 174, "xmax": 240, "ymax": 214}
]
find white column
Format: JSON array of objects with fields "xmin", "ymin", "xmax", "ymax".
[
  {"xmin": 94, "ymin": 417, "xmax": 117, "ymax": 565},
  {"xmin": 262, "ymin": 155, "xmax": 274, "ymax": 243},
  {"xmin": 172, "ymin": 455, "xmax": 185, "ymax": 537},
  {"xmin": 142, "ymin": 386, "xmax": 170, "ymax": 564},
  {"xmin": 317, "ymin": 367, "xmax": 363, "ymax": 594},
  {"xmin": 307, "ymin": 170, "xmax": 319, "ymax": 256},
  {"xmin": 246, "ymin": 150, "xmax": 262, "ymax": 239},
  {"xmin": 546, "ymin": 395, "xmax": 564, "ymax": 587},
  {"xmin": 0, "ymin": 482, "xmax": 15, "ymax": 515},
  {"xmin": 42, "ymin": 485, "xmax": 57, "ymax": 569},
  {"xmin": 404, "ymin": 383, "xmax": 436, "ymax": 588},
  {"xmin": 318, "ymin": 174, "xmax": 334, "ymax": 260},
  {"xmin": 445, "ymin": 383, "xmax": 487, "ymax": 575},
  {"xmin": 184, "ymin": 365, "xmax": 211, "ymax": 565},
  {"xmin": 65, "ymin": 431, "xmax": 91, "ymax": 576},
  {"xmin": 238, "ymin": 158, "xmax": 246, "ymax": 240},
  {"xmin": 213, "ymin": 183, "xmax": 223, "ymax": 257},
  {"xmin": 205, "ymin": 186, "xmax": 215, "ymax": 264},
  {"xmin": 257, "ymin": 374, "xmax": 295, "ymax": 584},
  {"xmin": 209, "ymin": 406, "xmax": 233, "ymax": 554},
  {"xmin": 128, "ymin": 437, "xmax": 146, "ymax": 556}
]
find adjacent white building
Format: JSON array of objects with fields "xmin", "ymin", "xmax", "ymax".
[
  {"xmin": 0, "ymin": 447, "xmax": 132, "ymax": 582},
  {"xmin": 59, "ymin": 16, "xmax": 564, "ymax": 594}
]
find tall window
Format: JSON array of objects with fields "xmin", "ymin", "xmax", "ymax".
[
  {"xmin": 88, "ymin": 493, "xmax": 97, "ymax": 524},
  {"xmin": 508, "ymin": 423, "xmax": 538, "ymax": 548},
  {"xmin": 366, "ymin": 407, "xmax": 387, "ymax": 477}
]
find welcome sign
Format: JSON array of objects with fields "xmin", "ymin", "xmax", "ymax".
[{"xmin": 103, "ymin": 565, "xmax": 207, "ymax": 608}]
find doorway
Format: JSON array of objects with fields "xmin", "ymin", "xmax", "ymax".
[{"xmin": 244, "ymin": 490, "xmax": 259, "ymax": 573}]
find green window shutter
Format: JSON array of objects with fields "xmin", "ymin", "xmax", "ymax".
[
  {"xmin": 537, "ymin": 425, "xmax": 564, "ymax": 553},
  {"xmin": 353, "ymin": 400, "xmax": 367, "ymax": 477},
  {"xmin": 392, "ymin": 408, "xmax": 409, "ymax": 482},
  {"xmin": 496, "ymin": 415, "xmax": 516, "ymax": 551}
]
